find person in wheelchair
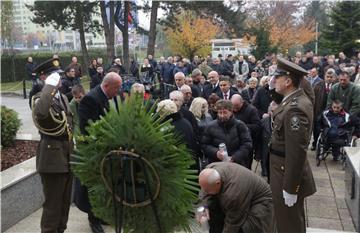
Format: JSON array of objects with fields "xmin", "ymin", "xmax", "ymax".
[{"xmin": 318, "ymin": 100, "xmax": 360, "ymax": 161}]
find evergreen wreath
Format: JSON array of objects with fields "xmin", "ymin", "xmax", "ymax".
[{"xmin": 71, "ymin": 94, "xmax": 199, "ymax": 232}]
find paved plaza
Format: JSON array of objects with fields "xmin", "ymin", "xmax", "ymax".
[{"xmin": 1, "ymin": 95, "xmax": 357, "ymax": 232}]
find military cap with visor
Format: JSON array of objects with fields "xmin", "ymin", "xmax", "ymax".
[
  {"xmin": 32, "ymin": 58, "xmax": 63, "ymax": 75},
  {"xmin": 273, "ymin": 56, "xmax": 308, "ymax": 79}
]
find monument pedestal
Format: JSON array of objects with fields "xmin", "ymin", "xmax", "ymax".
[{"xmin": 344, "ymin": 147, "xmax": 360, "ymax": 232}]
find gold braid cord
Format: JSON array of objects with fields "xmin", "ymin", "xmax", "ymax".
[
  {"xmin": 100, "ymin": 150, "xmax": 161, "ymax": 208},
  {"xmin": 31, "ymin": 95, "xmax": 71, "ymax": 139}
]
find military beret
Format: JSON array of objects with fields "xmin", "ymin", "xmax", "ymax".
[
  {"xmin": 273, "ymin": 56, "xmax": 308, "ymax": 78},
  {"xmin": 32, "ymin": 58, "xmax": 63, "ymax": 75}
]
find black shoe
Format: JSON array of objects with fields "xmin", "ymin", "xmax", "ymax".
[
  {"xmin": 89, "ymin": 222, "xmax": 105, "ymax": 233},
  {"xmin": 333, "ymin": 155, "xmax": 340, "ymax": 161}
]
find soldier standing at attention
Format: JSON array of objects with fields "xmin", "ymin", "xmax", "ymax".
[
  {"xmin": 32, "ymin": 58, "xmax": 74, "ymax": 233},
  {"xmin": 269, "ymin": 57, "xmax": 316, "ymax": 233}
]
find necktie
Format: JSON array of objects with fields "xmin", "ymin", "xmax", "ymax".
[
  {"xmin": 224, "ymin": 93, "xmax": 228, "ymax": 100},
  {"xmin": 326, "ymin": 84, "xmax": 330, "ymax": 93}
]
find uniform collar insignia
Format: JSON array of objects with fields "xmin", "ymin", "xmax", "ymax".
[{"xmin": 290, "ymin": 98, "xmax": 298, "ymax": 106}]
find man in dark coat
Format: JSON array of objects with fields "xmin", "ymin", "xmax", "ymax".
[
  {"xmin": 202, "ymin": 100, "xmax": 253, "ymax": 167},
  {"xmin": 90, "ymin": 66, "xmax": 105, "ymax": 90},
  {"xmin": 203, "ymin": 71, "xmax": 221, "ymax": 100},
  {"xmin": 25, "ymin": 56, "xmax": 37, "ymax": 85},
  {"xmin": 76, "ymin": 72, "xmax": 122, "ymax": 233},
  {"xmin": 270, "ymin": 56, "xmax": 316, "ymax": 233},
  {"xmin": 216, "ymin": 76, "xmax": 239, "ymax": 100},
  {"xmin": 231, "ymin": 94, "xmax": 262, "ymax": 169},
  {"xmin": 32, "ymin": 58, "xmax": 74, "ymax": 233},
  {"xmin": 59, "ymin": 66, "xmax": 79, "ymax": 102},
  {"xmin": 160, "ymin": 56, "xmax": 175, "ymax": 84},
  {"xmin": 68, "ymin": 56, "xmax": 82, "ymax": 82},
  {"xmin": 221, "ymin": 55, "xmax": 235, "ymax": 78},
  {"xmin": 252, "ymin": 83, "xmax": 272, "ymax": 118},
  {"xmin": 198, "ymin": 162, "xmax": 274, "ymax": 233}
]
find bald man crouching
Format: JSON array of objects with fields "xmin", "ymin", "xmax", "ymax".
[{"xmin": 198, "ymin": 162, "xmax": 274, "ymax": 233}]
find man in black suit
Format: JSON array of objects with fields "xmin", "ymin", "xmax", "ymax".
[
  {"xmin": 75, "ymin": 72, "xmax": 122, "ymax": 233},
  {"xmin": 216, "ymin": 76, "xmax": 239, "ymax": 100},
  {"xmin": 203, "ymin": 71, "xmax": 221, "ymax": 100}
]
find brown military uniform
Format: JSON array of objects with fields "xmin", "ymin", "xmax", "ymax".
[
  {"xmin": 33, "ymin": 84, "xmax": 74, "ymax": 233},
  {"xmin": 32, "ymin": 58, "xmax": 74, "ymax": 233},
  {"xmin": 270, "ymin": 89, "xmax": 316, "ymax": 233}
]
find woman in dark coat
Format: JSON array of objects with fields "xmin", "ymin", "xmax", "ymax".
[
  {"xmin": 157, "ymin": 99, "xmax": 201, "ymax": 172},
  {"xmin": 90, "ymin": 66, "xmax": 105, "ymax": 90},
  {"xmin": 88, "ymin": 59, "xmax": 97, "ymax": 78},
  {"xmin": 140, "ymin": 58, "xmax": 154, "ymax": 84}
]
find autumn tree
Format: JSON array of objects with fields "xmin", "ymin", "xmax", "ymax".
[
  {"xmin": 165, "ymin": 12, "xmax": 220, "ymax": 59},
  {"xmin": 246, "ymin": 1, "xmax": 316, "ymax": 54}
]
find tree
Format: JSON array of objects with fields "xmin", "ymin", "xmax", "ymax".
[
  {"xmin": 251, "ymin": 27, "xmax": 276, "ymax": 60},
  {"xmin": 147, "ymin": 1, "xmax": 159, "ymax": 57},
  {"xmin": 246, "ymin": 1, "xmax": 316, "ymax": 53},
  {"xmin": 140, "ymin": 1, "xmax": 247, "ymax": 59},
  {"xmin": 320, "ymin": 1, "xmax": 360, "ymax": 57},
  {"xmin": 160, "ymin": 1, "xmax": 247, "ymax": 38},
  {"xmin": 100, "ymin": 1, "xmax": 115, "ymax": 64},
  {"xmin": 1, "ymin": 1, "xmax": 17, "ymax": 81},
  {"xmin": 27, "ymin": 1, "xmax": 101, "ymax": 74},
  {"xmin": 165, "ymin": 12, "xmax": 220, "ymax": 59},
  {"xmin": 113, "ymin": 1, "xmax": 131, "ymax": 71}
]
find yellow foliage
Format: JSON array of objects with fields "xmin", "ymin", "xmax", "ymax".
[
  {"xmin": 269, "ymin": 18, "xmax": 316, "ymax": 52},
  {"xmin": 165, "ymin": 12, "xmax": 220, "ymax": 58}
]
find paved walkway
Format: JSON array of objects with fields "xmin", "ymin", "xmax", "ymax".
[
  {"xmin": 1, "ymin": 95, "xmax": 40, "ymax": 140},
  {"xmin": 1, "ymin": 95, "xmax": 356, "ymax": 232}
]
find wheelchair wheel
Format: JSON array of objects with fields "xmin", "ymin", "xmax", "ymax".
[{"xmin": 315, "ymin": 134, "xmax": 323, "ymax": 167}]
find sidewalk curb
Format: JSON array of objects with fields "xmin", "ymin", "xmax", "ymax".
[{"xmin": 1, "ymin": 92, "xmax": 29, "ymax": 98}]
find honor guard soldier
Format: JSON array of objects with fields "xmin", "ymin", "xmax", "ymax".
[
  {"xmin": 269, "ymin": 56, "xmax": 316, "ymax": 233},
  {"xmin": 32, "ymin": 58, "xmax": 74, "ymax": 233}
]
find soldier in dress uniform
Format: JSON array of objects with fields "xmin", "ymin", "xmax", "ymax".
[
  {"xmin": 269, "ymin": 56, "xmax": 316, "ymax": 233},
  {"xmin": 32, "ymin": 58, "xmax": 74, "ymax": 233}
]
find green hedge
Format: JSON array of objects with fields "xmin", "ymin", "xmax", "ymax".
[
  {"xmin": 1, "ymin": 49, "xmax": 108, "ymax": 83},
  {"xmin": 1, "ymin": 106, "xmax": 21, "ymax": 147}
]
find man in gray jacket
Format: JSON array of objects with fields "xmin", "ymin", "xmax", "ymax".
[{"xmin": 234, "ymin": 55, "xmax": 249, "ymax": 80}]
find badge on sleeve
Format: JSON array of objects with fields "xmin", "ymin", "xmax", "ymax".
[{"xmin": 290, "ymin": 116, "xmax": 300, "ymax": 131}]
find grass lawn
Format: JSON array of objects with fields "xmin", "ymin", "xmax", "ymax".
[{"xmin": 1, "ymin": 76, "xmax": 91, "ymax": 93}]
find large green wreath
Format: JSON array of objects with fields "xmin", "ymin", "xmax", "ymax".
[{"xmin": 71, "ymin": 94, "xmax": 199, "ymax": 232}]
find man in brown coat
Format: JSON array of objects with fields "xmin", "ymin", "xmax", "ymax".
[
  {"xmin": 311, "ymin": 68, "xmax": 337, "ymax": 150},
  {"xmin": 32, "ymin": 58, "xmax": 74, "ymax": 233},
  {"xmin": 270, "ymin": 56, "xmax": 316, "ymax": 233},
  {"xmin": 198, "ymin": 162, "xmax": 274, "ymax": 233}
]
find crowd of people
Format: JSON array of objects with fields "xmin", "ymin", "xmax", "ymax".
[{"xmin": 28, "ymin": 49, "xmax": 360, "ymax": 233}]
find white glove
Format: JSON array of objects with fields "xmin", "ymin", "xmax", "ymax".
[
  {"xmin": 283, "ymin": 190, "xmax": 297, "ymax": 207},
  {"xmin": 45, "ymin": 72, "xmax": 61, "ymax": 86},
  {"xmin": 268, "ymin": 76, "xmax": 276, "ymax": 90}
]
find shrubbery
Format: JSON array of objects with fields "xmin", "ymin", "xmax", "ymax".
[
  {"xmin": 1, "ymin": 49, "xmax": 108, "ymax": 83},
  {"xmin": 1, "ymin": 106, "xmax": 21, "ymax": 147}
]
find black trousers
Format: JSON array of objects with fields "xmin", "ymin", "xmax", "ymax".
[
  {"xmin": 207, "ymin": 196, "xmax": 225, "ymax": 233},
  {"xmin": 40, "ymin": 172, "xmax": 73, "ymax": 233}
]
